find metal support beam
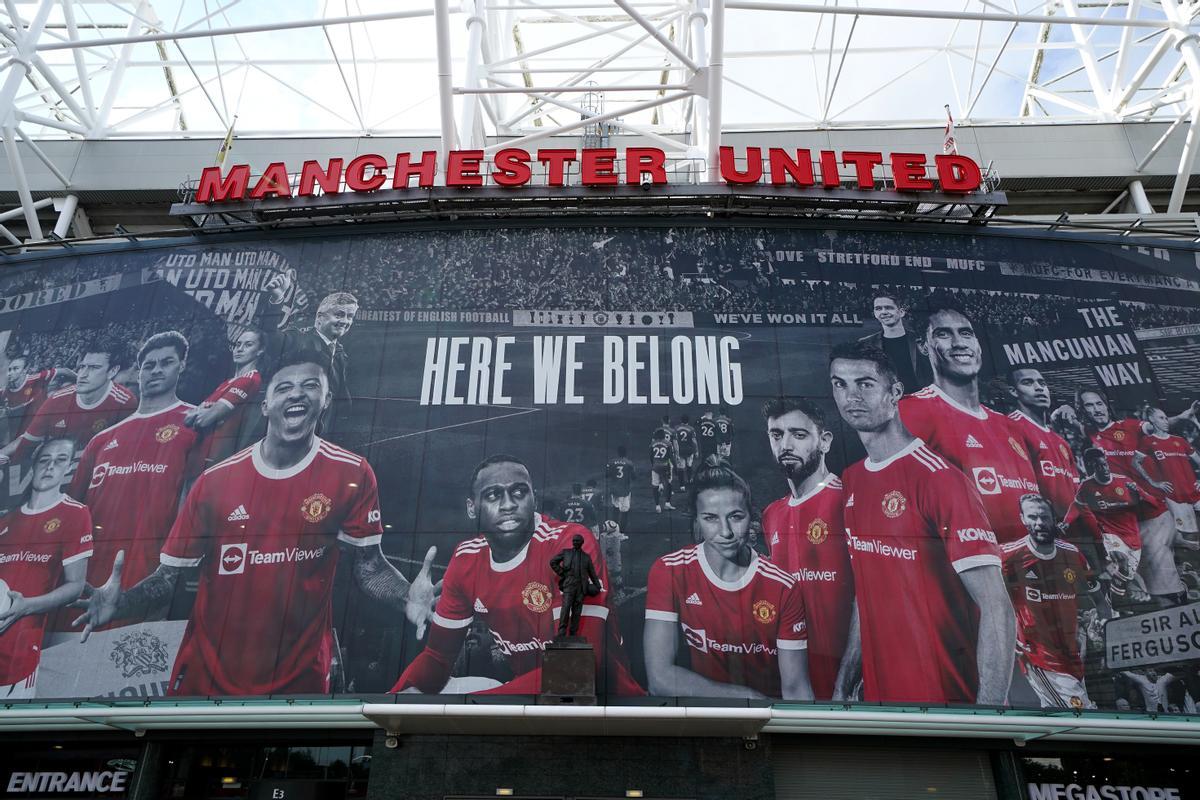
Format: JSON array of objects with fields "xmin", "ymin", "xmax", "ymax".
[
  {"xmin": 435, "ymin": 0, "xmax": 458, "ymax": 159},
  {"xmin": 52, "ymin": 193, "xmax": 78, "ymax": 238},
  {"xmin": 1160, "ymin": 0, "xmax": 1200, "ymax": 213},
  {"xmin": 458, "ymin": 0, "xmax": 487, "ymax": 149},
  {"xmin": 613, "ymin": 0, "xmax": 700, "ymax": 72},
  {"xmin": 705, "ymin": 0, "xmax": 724, "ymax": 181},
  {"xmin": 2, "ymin": 125, "xmax": 43, "ymax": 240}
]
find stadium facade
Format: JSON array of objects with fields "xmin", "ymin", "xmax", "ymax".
[{"xmin": 4, "ymin": 3, "xmax": 1200, "ymax": 800}]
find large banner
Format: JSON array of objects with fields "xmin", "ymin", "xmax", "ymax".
[{"xmin": 0, "ymin": 225, "xmax": 1199, "ymax": 713}]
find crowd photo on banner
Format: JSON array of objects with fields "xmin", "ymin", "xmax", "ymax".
[{"xmin": 0, "ymin": 224, "xmax": 1199, "ymax": 713}]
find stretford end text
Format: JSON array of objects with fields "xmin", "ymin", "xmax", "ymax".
[{"xmin": 194, "ymin": 147, "xmax": 984, "ymax": 203}]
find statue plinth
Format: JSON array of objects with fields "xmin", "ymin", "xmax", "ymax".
[{"xmin": 538, "ymin": 638, "xmax": 596, "ymax": 704}]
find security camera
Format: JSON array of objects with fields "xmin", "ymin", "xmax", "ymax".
[
  {"xmin": 742, "ymin": 736, "xmax": 758, "ymax": 750},
  {"xmin": 640, "ymin": 173, "xmax": 654, "ymax": 190},
  {"xmin": 385, "ymin": 736, "xmax": 399, "ymax": 749}
]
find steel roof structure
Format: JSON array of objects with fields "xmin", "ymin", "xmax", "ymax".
[{"xmin": 1, "ymin": 0, "xmax": 1199, "ymax": 243}]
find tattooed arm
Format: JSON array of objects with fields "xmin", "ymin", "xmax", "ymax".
[
  {"xmin": 71, "ymin": 551, "xmax": 180, "ymax": 642},
  {"xmin": 349, "ymin": 544, "xmax": 441, "ymax": 637}
]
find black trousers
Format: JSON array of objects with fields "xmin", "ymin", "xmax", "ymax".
[{"xmin": 558, "ymin": 585, "xmax": 585, "ymax": 636}]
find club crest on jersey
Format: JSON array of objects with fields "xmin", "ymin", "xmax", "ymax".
[
  {"xmin": 752, "ymin": 599, "xmax": 777, "ymax": 624},
  {"xmin": 1113, "ymin": 429, "xmax": 1126, "ymax": 442},
  {"xmin": 1059, "ymin": 444, "xmax": 1071, "ymax": 462},
  {"xmin": 1064, "ymin": 567, "xmax": 1077, "ymax": 584},
  {"xmin": 881, "ymin": 490, "xmax": 907, "ymax": 518},
  {"xmin": 22, "ymin": 388, "xmax": 30, "ymax": 397},
  {"xmin": 43, "ymin": 518, "xmax": 60, "ymax": 534},
  {"xmin": 1115, "ymin": 486, "xmax": 1126, "ymax": 497},
  {"xmin": 300, "ymin": 493, "xmax": 333, "ymax": 523},
  {"xmin": 155, "ymin": 423, "xmax": 181, "ymax": 443},
  {"xmin": 521, "ymin": 581, "xmax": 552, "ymax": 613},
  {"xmin": 92, "ymin": 418, "xmax": 109, "ymax": 434},
  {"xmin": 806, "ymin": 517, "xmax": 829, "ymax": 545},
  {"xmin": 1069, "ymin": 695, "xmax": 1084, "ymax": 710},
  {"xmin": 1008, "ymin": 436, "xmax": 1027, "ymax": 460}
]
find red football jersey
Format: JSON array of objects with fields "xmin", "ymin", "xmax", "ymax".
[
  {"xmin": 900, "ymin": 386, "xmax": 1040, "ymax": 544},
  {"xmin": 841, "ymin": 439, "xmax": 1002, "ymax": 704},
  {"xmin": 393, "ymin": 515, "xmax": 639, "ymax": 694},
  {"xmin": 1008, "ymin": 410, "xmax": 1080, "ymax": 520},
  {"xmin": 761, "ymin": 476, "xmax": 853, "ymax": 700},
  {"xmin": 0, "ymin": 496, "xmax": 92, "ymax": 683},
  {"xmin": 1001, "ymin": 536, "xmax": 1089, "ymax": 679},
  {"xmin": 1075, "ymin": 473, "xmax": 1145, "ymax": 550},
  {"xmin": 70, "ymin": 401, "xmax": 201, "ymax": 591},
  {"xmin": 1139, "ymin": 432, "xmax": 1200, "ymax": 505},
  {"xmin": 644, "ymin": 546, "xmax": 806, "ymax": 698},
  {"xmin": 19, "ymin": 383, "xmax": 136, "ymax": 456},
  {"xmin": 160, "ymin": 438, "xmax": 383, "ymax": 696},
  {"xmin": 1089, "ymin": 420, "xmax": 1167, "ymax": 517},
  {"xmin": 197, "ymin": 370, "xmax": 262, "ymax": 464},
  {"xmin": 3, "ymin": 370, "xmax": 56, "ymax": 437}
]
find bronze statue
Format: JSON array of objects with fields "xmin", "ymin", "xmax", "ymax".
[{"xmin": 549, "ymin": 534, "xmax": 600, "ymax": 638}]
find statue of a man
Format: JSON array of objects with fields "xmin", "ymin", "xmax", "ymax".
[{"xmin": 549, "ymin": 534, "xmax": 599, "ymax": 638}]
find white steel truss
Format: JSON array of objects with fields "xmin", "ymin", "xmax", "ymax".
[{"xmin": 1, "ymin": 0, "xmax": 1199, "ymax": 241}]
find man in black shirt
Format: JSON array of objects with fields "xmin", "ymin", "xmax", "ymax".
[{"xmin": 857, "ymin": 292, "xmax": 930, "ymax": 394}]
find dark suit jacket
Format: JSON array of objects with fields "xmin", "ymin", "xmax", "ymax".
[
  {"xmin": 858, "ymin": 329, "xmax": 933, "ymax": 392},
  {"xmin": 550, "ymin": 547, "xmax": 599, "ymax": 593}
]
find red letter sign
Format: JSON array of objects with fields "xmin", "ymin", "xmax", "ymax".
[
  {"xmin": 196, "ymin": 164, "xmax": 250, "ymax": 203},
  {"xmin": 446, "ymin": 150, "xmax": 485, "ymax": 187},
  {"xmin": 890, "ymin": 153, "xmax": 933, "ymax": 191},
  {"xmin": 393, "ymin": 151, "xmax": 437, "ymax": 189},
  {"xmin": 935, "ymin": 154, "xmax": 982, "ymax": 193},
  {"xmin": 625, "ymin": 147, "xmax": 666, "ymax": 185},
  {"xmin": 719, "ymin": 146, "xmax": 763, "ymax": 185},
  {"xmin": 537, "ymin": 149, "xmax": 578, "ymax": 187},
  {"xmin": 345, "ymin": 154, "xmax": 387, "ymax": 192},
  {"xmin": 492, "ymin": 148, "xmax": 532, "ymax": 187}
]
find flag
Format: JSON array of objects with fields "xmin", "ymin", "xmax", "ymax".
[
  {"xmin": 215, "ymin": 115, "xmax": 237, "ymax": 166},
  {"xmin": 943, "ymin": 105, "xmax": 958, "ymax": 156}
]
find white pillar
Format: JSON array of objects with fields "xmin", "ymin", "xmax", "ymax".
[
  {"xmin": 705, "ymin": 0, "xmax": 725, "ymax": 182},
  {"xmin": 435, "ymin": 0, "xmax": 458, "ymax": 165}
]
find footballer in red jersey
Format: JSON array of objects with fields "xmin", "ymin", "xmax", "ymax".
[
  {"xmin": 0, "ymin": 438, "xmax": 92, "ymax": 698},
  {"xmin": 900, "ymin": 308, "xmax": 1040, "ymax": 546},
  {"xmin": 1002, "ymin": 494, "xmax": 1107, "ymax": 710},
  {"xmin": 1078, "ymin": 390, "xmax": 1183, "ymax": 604},
  {"xmin": 1006, "ymin": 368, "xmax": 1080, "ymax": 521},
  {"xmin": 1141, "ymin": 407, "xmax": 1200, "ymax": 534},
  {"xmin": 0, "ymin": 342, "xmax": 135, "ymax": 465},
  {"xmin": 392, "ymin": 455, "xmax": 641, "ymax": 695},
  {"xmin": 829, "ymin": 341, "xmax": 1014, "ymax": 705},
  {"xmin": 70, "ymin": 332, "xmax": 201, "ymax": 594},
  {"xmin": 185, "ymin": 328, "xmax": 266, "ymax": 467},
  {"xmin": 644, "ymin": 459, "xmax": 812, "ymax": 700},
  {"xmin": 759, "ymin": 396, "xmax": 853, "ymax": 700},
  {"xmin": 1076, "ymin": 448, "xmax": 1155, "ymax": 602},
  {"xmin": 72, "ymin": 351, "xmax": 438, "ymax": 696},
  {"xmin": 2, "ymin": 354, "xmax": 71, "ymax": 440}
]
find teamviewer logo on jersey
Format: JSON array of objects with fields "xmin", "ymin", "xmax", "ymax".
[
  {"xmin": 219, "ymin": 543, "xmax": 248, "ymax": 575},
  {"xmin": 680, "ymin": 622, "xmax": 709, "ymax": 654},
  {"xmin": 972, "ymin": 466, "xmax": 1001, "ymax": 495}
]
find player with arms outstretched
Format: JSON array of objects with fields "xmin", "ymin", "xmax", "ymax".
[
  {"xmin": 1140, "ymin": 407, "xmax": 1200, "ymax": 537},
  {"xmin": 643, "ymin": 458, "xmax": 813, "ymax": 700},
  {"xmin": 0, "ymin": 438, "xmax": 92, "ymax": 699},
  {"xmin": 830, "ymin": 341, "xmax": 1015, "ymax": 705},
  {"xmin": 391, "ymin": 454, "xmax": 640, "ymax": 695},
  {"xmin": 760, "ymin": 397, "xmax": 853, "ymax": 701},
  {"xmin": 73, "ymin": 351, "xmax": 437, "ymax": 696},
  {"xmin": 900, "ymin": 306, "xmax": 1041, "ymax": 545},
  {"xmin": 1002, "ymin": 494, "xmax": 1108, "ymax": 710}
]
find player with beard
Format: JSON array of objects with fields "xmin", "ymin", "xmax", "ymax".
[
  {"xmin": 899, "ymin": 306, "xmax": 1041, "ymax": 545},
  {"xmin": 391, "ymin": 455, "xmax": 640, "ymax": 695},
  {"xmin": 1002, "ymin": 494, "xmax": 1108, "ymax": 710},
  {"xmin": 830, "ymin": 341, "xmax": 1014, "ymax": 705},
  {"xmin": 1, "ymin": 354, "xmax": 72, "ymax": 442},
  {"xmin": 185, "ymin": 328, "xmax": 267, "ymax": 466},
  {"xmin": 0, "ymin": 341, "xmax": 135, "ymax": 465},
  {"xmin": 1006, "ymin": 368, "xmax": 1080, "ymax": 522},
  {"xmin": 1076, "ymin": 390, "xmax": 1183, "ymax": 606},
  {"xmin": 644, "ymin": 458, "xmax": 812, "ymax": 699},
  {"xmin": 72, "ymin": 351, "xmax": 438, "ymax": 696},
  {"xmin": 1140, "ymin": 407, "xmax": 1200, "ymax": 538},
  {"xmin": 759, "ymin": 397, "xmax": 853, "ymax": 700},
  {"xmin": 0, "ymin": 438, "xmax": 92, "ymax": 699}
]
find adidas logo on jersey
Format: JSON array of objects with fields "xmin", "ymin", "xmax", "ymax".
[
  {"xmin": 845, "ymin": 493, "xmax": 855, "ymax": 507},
  {"xmin": 474, "ymin": 598, "xmax": 489, "ymax": 613},
  {"xmin": 770, "ymin": 532, "xmax": 780, "ymax": 546},
  {"xmin": 103, "ymin": 438, "xmax": 119, "ymax": 451},
  {"xmin": 1025, "ymin": 570, "xmax": 1038, "ymax": 579},
  {"xmin": 966, "ymin": 435, "xmax": 983, "ymax": 448},
  {"xmin": 686, "ymin": 592, "xmax": 703, "ymax": 606},
  {"xmin": 53, "ymin": 420, "xmax": 66, "ymax": 429},
  {"xmin": 226, "ymin": 504, "xmax": 250, "ymax": 522}
]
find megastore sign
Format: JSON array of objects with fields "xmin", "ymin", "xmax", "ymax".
[
  {"xmin": 0, "ymin": 224, "xmax": 1197, "ymax": 714},
  {"xmin": 194, "ymin": 145, "xmax": 985, "ymax": 202}
]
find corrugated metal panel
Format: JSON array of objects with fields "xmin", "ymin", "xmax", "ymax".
[{"xmin": 773, "ymin": 742, "xmax": 998, "ymax": 800}]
